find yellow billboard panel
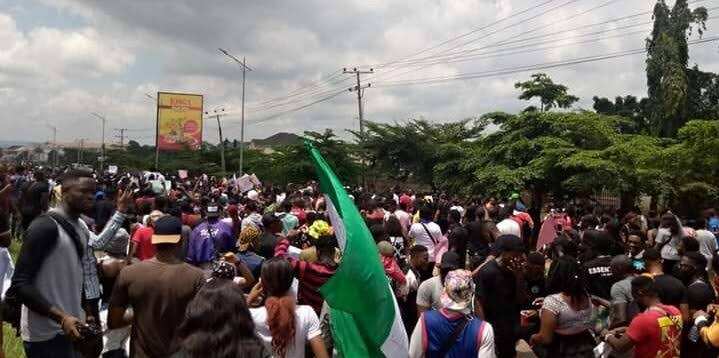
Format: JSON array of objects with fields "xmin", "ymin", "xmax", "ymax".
[{"xmin": 156, "ymin": 92, "xmax": 203, "ymax": 151}]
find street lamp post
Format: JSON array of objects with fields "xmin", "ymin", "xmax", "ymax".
[
  {"xmin": 90, "ymin": 112, "xmax": 107, "ymax": 172},
  {"xmin": 218, "ymin": 48, "xmax": 252, "ymax": 175}
]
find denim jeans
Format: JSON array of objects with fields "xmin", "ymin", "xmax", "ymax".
[{"xmin": 24, "ymin": 334, "xmax": 80, "ymax": 358}]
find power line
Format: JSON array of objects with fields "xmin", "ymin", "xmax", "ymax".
[
  {"xmin": 224, "ymin": 89, "xmax": 348, "ymax": 128},
  {"xmin": 374, "ymin": 35, "xmax": 719, "ymax": 87},
  {"xmin": 249, "ymin": 69, "xmax": 344, "ymax": 107},
  {"xmin": 391, "ymin": 3, "xmax": 719, "ymax": 67},
  {"xmin": 362, "ymin": 0, "xmax": 619, "ymax": 87},
  {"xmin": 241, "ymin": 0, "xmax": 564, "ymax": 111},
  {"xmin": 369, "ymin": 0, "xmax": 561, "ymax": 69}
]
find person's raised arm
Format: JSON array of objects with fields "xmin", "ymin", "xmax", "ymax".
[{"xmin": 88, "ymin": 189, "xmax": 132, "ymax": 250}]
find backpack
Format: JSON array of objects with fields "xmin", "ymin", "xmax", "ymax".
[{"xmin": 2, "ymin": 212, "xmax": 85, "ymax": 335}]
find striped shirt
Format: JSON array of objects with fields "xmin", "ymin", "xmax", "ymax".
[
  {"xmin": 79, "ymin": 211, "xmax": 127, "ymax": 300},
  {"xmin": 274, "ymin": 238, "xmax": 336, "ymax": 314}
]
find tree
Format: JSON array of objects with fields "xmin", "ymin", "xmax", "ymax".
[
  {"xmin": 514, "ymin": 73, "xmax": 579, "ymax": 112},
  {"xmin": 686, "ymin": 66, "xmax": 719, "ymax": 119},
  {"xmin": 645, "ymin": 0, "xmax": 708, "ymax": 137},
  {"xmin": 356, "ymin": 118, "xmax": 486, "ymax": 188},
  {"xmin": 592, "ymin": 95, "xmax": 651, "ymax": 133}
]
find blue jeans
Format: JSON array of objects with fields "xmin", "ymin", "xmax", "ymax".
[{"xmin": 24, "ymin": 334, "xmax": 80, "ymax": 358}]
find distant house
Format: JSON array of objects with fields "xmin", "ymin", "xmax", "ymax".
[{"xmin": 247, "ymin": 132, "xmax": 301, "ymax": 154}]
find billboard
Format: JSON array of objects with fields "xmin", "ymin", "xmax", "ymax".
[{"xmin": 156, "ymin": 92, "xmax": 203, "ymax": 151}]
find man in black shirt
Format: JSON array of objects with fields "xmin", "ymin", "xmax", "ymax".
[
  {"xmin": 582, "ymin": 230, "xmax": 615, "ymax": 300},
  {"xmin": 643, "ymin": 248, "xmax": 689, "ymax": 320},
  {"xmin": 257, "ymin": 213, "xmax": 282, "ymax": 259},
  {"xmin": 19, "ymin": 170, "xmax": 49, "ymax": 231},
  {"xmin": 677, "ymin": 252, "xmax": 716, "ymax": 356},
  {"xmin": 476, "ymin": 234, "xmax": 525, "ymax": 358}
]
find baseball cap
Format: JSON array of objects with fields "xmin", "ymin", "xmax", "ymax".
[
  {"xmin": 494, "ymin": 234, "xmax": 524, "ymax": 253},
  {"xmin": 440, "ymin": 270, "xmax": 475, "ymax": 311},
  {"xmin": 440, "ymin": 251, "xmax": 462, "ymax": 270},
  {"xmin": 206, "ymin": 203, "xmax": 221, "ymax": 218},
  {"xmin": 152, "ymin": 216, "xmax": 182, "ymax": 244}
]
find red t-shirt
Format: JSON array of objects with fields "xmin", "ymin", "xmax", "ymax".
[
  {"xmin": 131, "ymin": 226, "xmax": 156, "ymax": 261},
  {"xmin": 627, "ymin": 304, "xmax": 682, "ymax": 358}
]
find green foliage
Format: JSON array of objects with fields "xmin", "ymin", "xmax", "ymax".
[
  {"xmin": 646, "ymin": 0, "xmax": 709, "ymax": 137},
  {"xmin": 355, "ymin": 118, "xmax": 485, "ymax": 188},
  {"xmin": 514, "ymin": 73, "xmax": 579, "ymax": 112},
  {"xmin": 592, "ymin": 95, "xmax": 650, "ymax": 133}
]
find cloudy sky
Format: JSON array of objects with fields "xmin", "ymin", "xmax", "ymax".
[{"xmin": 2, "ymin": 0, "xmax": 718, "ymax": 145}]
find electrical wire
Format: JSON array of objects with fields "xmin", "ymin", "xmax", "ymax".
[
  {"xmin": 373, "ymin": 35, "xmax": 719, "ymax": 87},
  {"xmin": 222, "ymin": 89, "xmax": 349, "ymax": 128},
  {"xmin": 362, "ymin": 0, "xmax": 621, "ymax": 86},
  {"xmin": 368, "ymin": 0, "xmax": 560, "ymax": 68}
]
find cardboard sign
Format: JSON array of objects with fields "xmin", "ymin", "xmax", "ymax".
[{"xmin": 236, "ymin": 174, "xmax": 254, "ymax": 193}]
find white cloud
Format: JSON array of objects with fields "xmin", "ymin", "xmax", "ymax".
[{"xmin": 2, "ymin": 0, "xmax": 718, "ymax": 145}]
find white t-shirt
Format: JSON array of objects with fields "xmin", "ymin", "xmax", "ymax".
[
  {"xmin": 416, "ymin": 276, "xmax": 443, "ymax": 310},
  {"xmin": 696, "ymin": 229, "xmax": 718, "ymax": 270},
  {"xmin": 409, "ymin": 222, "xmax": 442, "ymax": 261},
  {"xmin": 250, "ymin": 305, "xmax": 321, "ymax": 358},
  {"xmin": 496, "ymin": 218, "xmax": 521, "ymax": 237}
]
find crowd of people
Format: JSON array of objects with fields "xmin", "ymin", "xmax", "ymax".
[{"xmin": 2, "ymin": 163, "xmax": 719, "ymax": 357}]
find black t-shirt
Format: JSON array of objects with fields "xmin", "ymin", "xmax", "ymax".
[
  {"xmin": 476, "ymin": 260, "xmax": 520, "ymax": 325},
  {"xmin": 583, "ymin": 255, "xmax": 614, "ymax": 300},
  {"xmin": 525, "ymin": 277, "xmax": 546, "ymax": 306},
  {"xmin": 257, "ymin": 232, "xmax": 279, "ymax": 259},
  {"xmin": 20, "ymin": 181, "xmax": 48, "ymax": 217},
  {"xmin": 653, "ymin": 274, "xmax": 687, "ymax": 307},
  {"xmin": 687, "ymin": 280, "xmax": 715, "ymax": 310}
]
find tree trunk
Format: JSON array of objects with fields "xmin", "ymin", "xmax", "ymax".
[
  {"xmin": 529, "ymin": 188, "xmax": 545, "ymax": 249},
  {"xmin": 620, "ymin": 191, "xmax": 638, "ymax": 212}
]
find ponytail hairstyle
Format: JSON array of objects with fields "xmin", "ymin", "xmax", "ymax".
[{"xmin": 261, "ymin": 258, "xmax": 296, "ymax": 357}]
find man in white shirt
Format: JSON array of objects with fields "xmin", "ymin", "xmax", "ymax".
[
  {"xmin": 409, "ymin": 206, "xmax": 442, "ymax": 263},
  {"xmin": 694, "ymin": 217, "xmax": 718, "ymax": 271},
  {"xmin": 496, "ymin": 206, "xmax": 521, "ymax": 237}
]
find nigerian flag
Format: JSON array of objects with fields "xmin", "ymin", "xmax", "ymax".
[{"xmin": 307, "ymin": 142, "xmax": 408, "ymax": 357}]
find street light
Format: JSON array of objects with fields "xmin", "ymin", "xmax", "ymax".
[
  {"xmin": 218, "ymin": 48, "xmax": 252, "ymax": 175},
  {"xmin": 90, "ymin": 112, "xmax": 107, "ymax": 171}
]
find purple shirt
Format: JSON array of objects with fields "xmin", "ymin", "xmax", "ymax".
[{"xmin": 186, "ymin": 219, "xmax": 235, "ymax": 265}]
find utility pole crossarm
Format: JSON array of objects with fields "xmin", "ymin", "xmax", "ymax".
[{"xmin": 343, "ymin": 67, "xmax": 374, "ymax": 187}]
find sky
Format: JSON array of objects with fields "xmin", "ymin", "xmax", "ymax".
[{"xmin": 1, "ymin": 0, "xmax": 718, "ymax": 145}]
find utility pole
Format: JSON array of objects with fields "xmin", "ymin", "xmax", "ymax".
[
  {"xmin": 90, "ymin": 112, "xmax": 107, "ymax": 171},
  {"xmin": 77, "ymin": 138, "xmax": 85, "ymax": 164},
  {"xmin": 219, "ymin": 48, "xmax": 252, "ymax": 175},
  {"xmin": 47, "ymin": 125, "xmax": 58, "ymax": 168},
  {"xmin": 343, "ymin": 67, "xmax": 373, "ymax": 138},
  {"xmin": 205, "ymin": 108, "xmax": 226, "ymax": 175},
  {"xmin": 343, "ymin": 67, "xmax": 373, "ymax": 187},
  {"xmin": 114, "ymin": 128, "xmax": 127, "ymax": 149}
]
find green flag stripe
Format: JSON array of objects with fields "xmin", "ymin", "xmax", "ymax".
[{"xmin": 306, "ymin": 142, "xmax": 395, "ymax": 357}]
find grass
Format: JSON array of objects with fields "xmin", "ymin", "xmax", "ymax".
[{"xmin": 3, "ymin": 237, "xmax": 24, "ymax": 358}]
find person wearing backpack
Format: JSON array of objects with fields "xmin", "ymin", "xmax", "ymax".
[
  {"xmin": 409, "ymin": 269, "xmax": 495, "ymax": 357},
  {"xmin": 409, "ymin": 205, "xmax": 443, "ymax": 264},
  {"xmin": 10, "ymin": 170, "xmax": 131, "ymax": 358}
]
